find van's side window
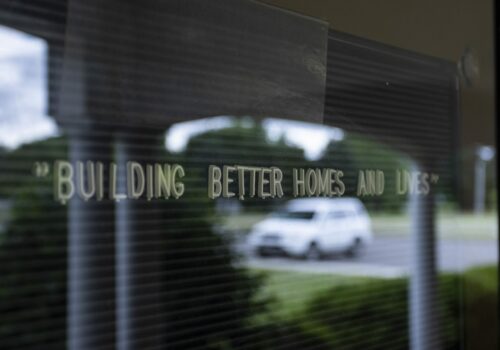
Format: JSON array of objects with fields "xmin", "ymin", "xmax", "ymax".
[{"xmin": 328, "ymin": 211, "xmax": 347, "ymax": 219}]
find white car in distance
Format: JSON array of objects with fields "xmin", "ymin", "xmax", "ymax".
[{"xmin": 247, "ymin": 198, "xmax": 372, "ymax": 260}]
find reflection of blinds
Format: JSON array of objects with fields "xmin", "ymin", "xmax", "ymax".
[
  {"xmin": 58, "ymin": 0, "xmax": 328, "ymax": 126},
  {"xmin": 324, "ymin": 30, "xmax": 459, "ymax": 210},
  {"xmin": 322, "ymin": 30, "xmax": 460, "ymax": 350},
  {"xmin": 325, "ymin": 30, "xmax": 458, "ymax": 172},
  {"xmin": 0, "ymin": 1, "xmax": 473, "ymax": 350}
]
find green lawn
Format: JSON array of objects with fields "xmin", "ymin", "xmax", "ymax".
[
  {"xmin": 251, "ymin": 269, "xmax": 373, "ymax": 323},
  {"xmin": 224, "ymin": 211, "xmax": 498, "ymax": 240},
  {"xmin": 372, "ymin": 212, "xmax": 497, "ymax": 240},
  {"xmin": 223, "ymin": 213, "xmax": 267, "ymax": 232}
]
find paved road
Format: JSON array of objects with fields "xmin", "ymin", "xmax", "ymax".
[{"xmin": 241, "ymin": 237, "xmax": 498, "ymax": 278}]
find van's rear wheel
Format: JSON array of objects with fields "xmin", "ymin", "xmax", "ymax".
[
  {"xmin": 304, "ymin": 242, "xmax": 322, "ymax": 260},
  {"xmin": 345, "ymin": 238, "xmax": 362, "ymax": 257}
]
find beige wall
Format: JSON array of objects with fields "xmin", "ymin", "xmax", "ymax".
[
  {"xmin": 262, "ymin": 0, "xmax": 495, "ymax": 206},
  {"xmin": 262, "ymin": 0, "xmax": 495, "ymax": 146}
]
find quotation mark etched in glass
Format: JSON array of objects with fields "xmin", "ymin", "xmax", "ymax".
[
  {"xmin": 33, "ymin": 162, "xmax": 50, "ymax": 178},
  {"xmin": 430, "ymin": 174, "xmax": 439, "ymax": 184}
]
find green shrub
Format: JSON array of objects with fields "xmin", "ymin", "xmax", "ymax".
[
  {"xmin": 299, "ymin": 266, "xmax": 497, "ymax": 350},
  {"xmin": 303, "ymin": 278, "xmax": 411, "ymax": 349},
  {"xmin": 462, "ymin": 265, "xmax": 498, "ymax": 350}
]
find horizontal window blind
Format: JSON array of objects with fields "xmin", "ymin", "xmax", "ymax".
[{"xmin": 0, "ymin": 1, "xmax": 496, "ymax": 350}]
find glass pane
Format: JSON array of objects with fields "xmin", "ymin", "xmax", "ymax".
[{"xmin": 0, "ymin": 1, "xmax": 496, "ymax": 350}]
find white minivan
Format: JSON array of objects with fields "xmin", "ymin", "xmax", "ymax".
[{"xmin": 247, "ymin": 198, "xmax": 372, "ymax": 259}]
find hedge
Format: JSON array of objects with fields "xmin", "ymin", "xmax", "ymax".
[{"xmin": 294, "ymin": 265, "xmax": 497, "ymax": 350}]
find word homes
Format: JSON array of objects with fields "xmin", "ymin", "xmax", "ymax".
[
  {"xmin": 54, "ymin": 161, "xmax": 185, "ymax": 204},
  {"xmin": 293, "ymin": 168, "xmax": 345, "ymax": 197}
]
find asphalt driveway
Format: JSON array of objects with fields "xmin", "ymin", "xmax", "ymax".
[{"xmin": 242, "ymin": 237, "xmax": 498, "ymax": 278}]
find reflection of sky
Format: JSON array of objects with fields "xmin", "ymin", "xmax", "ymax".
[
  {"xmin": 0, "ymin": 25, "xmax": 58, "ymax": 149},
  {"xmin": 166, "ymin": 116, "xmax": 235, "ymax": 153},
  {"xmin": 0, "ymin": 23, "xmax": 343, "ymax": 157},
  {"xmin": 166, "ymin": 116, "xmax": 344, "ymax": 161},
  {"xmin": 263, "ymin": 118, "xmax": 344, "ymax": 160}
]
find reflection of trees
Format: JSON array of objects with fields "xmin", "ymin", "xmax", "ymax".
[
  {"xmin": 0, "ymin": 127, "xmax": 450, "ymax": 349},
  {"xmin": 183, "ymin": 123, "xmax": 306, "ymax": 211},
  {"xmin": 156, "ymin": 164, "xmax": 266, "ymax": 349},
  {"xmin": 318, "ymin": 134, "xmax": 410, "ymax": 212},
  {"xmin": 0, "ymin": 137, "xmax": 268, "ymax": 349},
  {"xmin": 0, "ymin": 138, "xmax": 68, "ymax": 349},
  {"xmin": 184, "ymin": 124, "xmax": 410, "ymax": 213},
  {"xmin": 0, "ymin": 186, "xmax": 67, "ymax": 348}
]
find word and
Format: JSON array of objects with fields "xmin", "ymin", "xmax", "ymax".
[{"xmin": 357, "ymin": 170, "xmax": 385, "ymax": 196}]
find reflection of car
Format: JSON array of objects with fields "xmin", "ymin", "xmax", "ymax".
[{"xmin": 247, "ymin": 198, "xmax": 372, "ymax": 259}]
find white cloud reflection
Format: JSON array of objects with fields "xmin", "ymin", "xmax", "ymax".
[
  {"xmin": 262, "ymin": 118, "xmax": 344, "ymax": 160},
  {"xmin": 166, "ymin": 116, "xmax": 236, "ymax": 153},
  {"xmin": 0, "ymin": 25, "xmax": 58, "ymax": 150},
  {"xmin": 166, "ymin": 116, "xmax": 344, "ymax": 161}
]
